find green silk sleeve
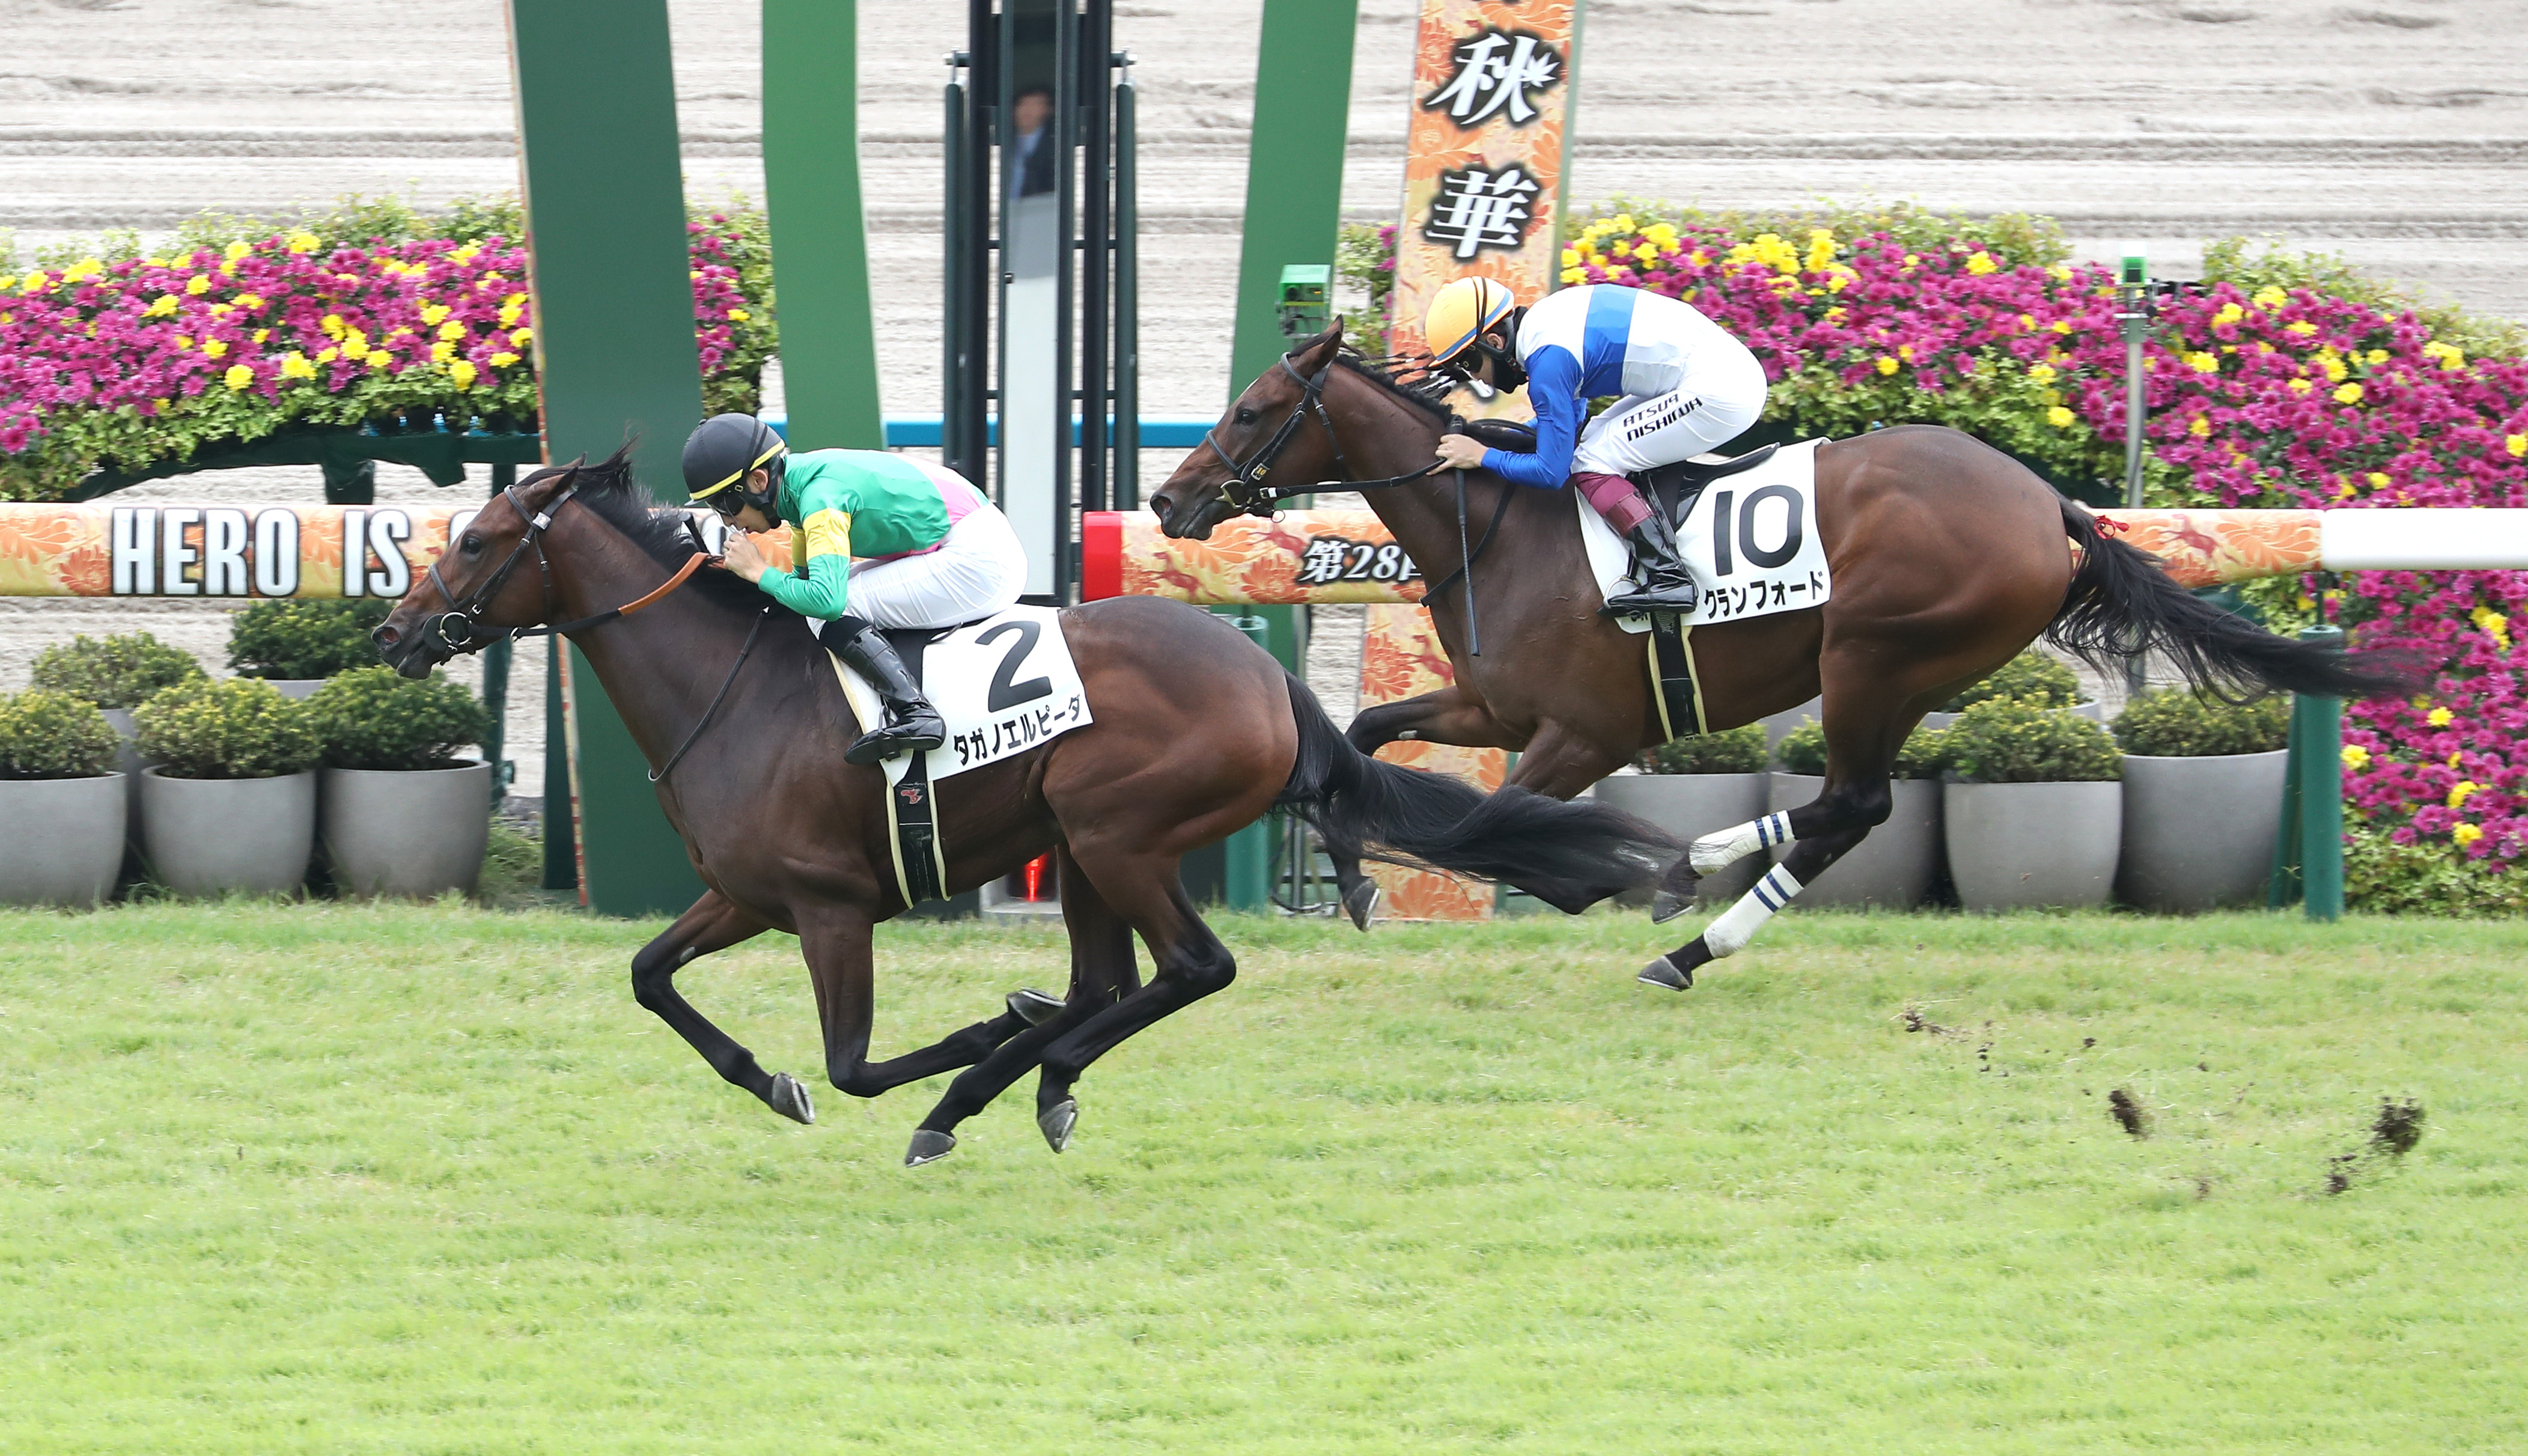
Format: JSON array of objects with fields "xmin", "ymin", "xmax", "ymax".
[{"xmin": 755, "ymin": 550, "xmax": 849, "ymax": 618}]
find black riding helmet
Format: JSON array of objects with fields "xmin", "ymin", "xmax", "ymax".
[{"xmin": 682, "ymin": 412, "xmax": 788, "ymax": 519}]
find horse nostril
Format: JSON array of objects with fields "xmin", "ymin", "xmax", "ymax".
[{"xmin": 371, "ymin": 624, "xmax": 400, "ymax": 649}]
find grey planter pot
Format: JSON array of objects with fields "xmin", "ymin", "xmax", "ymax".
[
  {"xmin": 262, "ymin": 678, "xmax": 330, "ymax": 701},
  {"xmin": 1768, "ymin": 773, "xmax": 1943, "ymax": 909},
  {"xmin": 323, "ymin": 760, "xmax": 493, "ymax": 898},
  {"xmin": 0, "ymin": 774, "xmax": 127, "ymax": 907},
  {"xmin": 1596, "ymin": 771, "xmax": 1770, "ymax": 907},
  {"xmin": 2117, "ymin": 749, "xmax": 2288, "ymax": 912},
  {"xmin": 140, "ymin": 768, "xmax": 316, "ymax": 897},
  {"xmin": 99, "ymin": 707, "xmax": 154, "ymax": 842},
  {"xmin": 1945, "ymin": 779, "xmax": 2123, "ymax": 911}
]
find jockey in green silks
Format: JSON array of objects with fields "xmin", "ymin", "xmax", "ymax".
[{"xmin": 682, "ymin": 413, "xmax": 1026, "ymax": 766}]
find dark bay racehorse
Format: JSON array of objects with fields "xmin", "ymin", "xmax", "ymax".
[
  {"xmin": 373, "ymin": 448, "xmax": 1680, "ymax": 1164},
  {"xmin": 1155, "ymin": 326, "xmax": 2414, "ymax": 985}
]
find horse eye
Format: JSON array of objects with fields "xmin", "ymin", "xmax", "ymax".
[
  {"xmin": 461, "ymin": 534, "xmax": 483, "ymax": 555},
  {"xmin": 1234, "ymin": 408, "xmax": 1258, "ymax": 425}
]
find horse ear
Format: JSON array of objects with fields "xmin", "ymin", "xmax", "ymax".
[{"xmin": 1298, "ymin": 320, "xmax": 1347, "ymax": 366}]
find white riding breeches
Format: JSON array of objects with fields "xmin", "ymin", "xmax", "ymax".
[
  {"xmin": 1571, "ymin": 340, "xmax": 1768, "ymax": 476},
  {"xmin": 814, "ymin": 502, "xmax": 1027, "ymax": 633}
]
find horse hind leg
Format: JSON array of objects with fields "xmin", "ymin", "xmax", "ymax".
[{"xmin": 1326, "ymin": 686, "xmax": 1516, "ymax": 929}]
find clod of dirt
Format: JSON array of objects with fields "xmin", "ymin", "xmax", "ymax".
[
  {"xmin": 2193, "ymin": 1175, "xmax": 2215, "ymax": 1201},
  {"xmin": 2109, "ymin": 1087, "xmax": 2151, "ymax": 1139},
  {"xmin": 2325, "ymin": 1153, "xmax": 2358, "ymax": 1195},
  {"xmin": 2370, "ymin": 1097, "xmax": 2426, "ymax": 1157},
  {"xmin": 1899, "ymin": 1004, "xmax": 1949, "ymax": 1035},
  {"xmin": 2082, "ymin": 1037, "xmax": 2097, "ymax": 1050}
]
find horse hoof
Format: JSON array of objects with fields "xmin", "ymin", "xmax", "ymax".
[
  {"xmin": 1038, "ymin": 1098, "xmax": 1079, "ymax": 1154},
  {"xmin": 1650, "ymin": 888, "xmax": 1691, "ymax": 924},
  {"xmin": 1637, "ymin": 954, "xmax": 1694, "ymax": 991},
  {"xmin": 904, "ymin": 1129, "xmax": 958, "ymax": 1166},
  {"xmin": 767, "ymin": 1072, "xmax": 816, "ymax": 1125},
  {"xmin": 1008, "ymin": 987, "xmax": 1064, "ymax": 1026},
  {"xmin": 1343, "ymin": 879, "xmax": 1381, "ymax": 931}
]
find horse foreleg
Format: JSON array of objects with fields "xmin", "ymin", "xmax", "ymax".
[
  {"xmin": 629, "ymin": 891, "xmax": 811, "ymax": 1121},
  {"xmin": 803, "ymin": 905, "xmax": 1043, "ymax": 1112},
  {"xmin": 904, "ymin": 845, "xmax": 1141, "ymax": 1165},
  {"xmin": 1327, "ymin": 686, "xmax": 1519, "ymax": 929}
]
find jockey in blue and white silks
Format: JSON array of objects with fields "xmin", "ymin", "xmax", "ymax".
[{"xmin": 1424, "ymin": 278, "xmax": 1769, "ymax": 615}]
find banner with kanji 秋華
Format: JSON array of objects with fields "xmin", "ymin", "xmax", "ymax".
[{"xmin": 1388, "ymin": 0, "xmax": 1579, "ymax": 412}]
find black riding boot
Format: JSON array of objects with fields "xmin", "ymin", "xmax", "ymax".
[
  {"xmin": 1601, "ymin": 501, "xmax": 1702, "ymax": 616},
  {"xmin": 830, "ymin": 617, "xmax": 947, "ymax": 766}
]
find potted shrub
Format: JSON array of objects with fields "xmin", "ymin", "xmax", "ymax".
[
  {"xmin": 130, "ymin": 678, "xmax": 321, "ymax": 896},
  {"xmin": 1925, "ymin": 649, "xmax": 2099, "ymax": 729},
  {"xmin": 1942, "ymin": 696, "xmax": 2124, "ymax": 911},
  {"xmin": 305, "ymin": 666, "xmax": 494, "ymax": 898},
  {"xmin": 29, "ymin": 630, "xmax": 206, "ymax": 836},
  {"xmin": 0, "ymin": 690, "xmax": 126, "ymax": 907},
  {"xmin": 2112, "ymin": 689, "xmax": 2290, "ymax": 912},
  {"xmin": 1770, "ymin": 721, "xmax": 1950, "ymax": 908},
  {"xmin": 228, "ymin": 598, "xmax": 392, "ymax": 698},
  {"xmin": 1597, "ymin": 723, "xmax": 1770, "ymax": 906}
]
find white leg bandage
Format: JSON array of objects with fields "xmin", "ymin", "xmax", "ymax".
[
  {"xmin": 1688, "ymin": 811, "xmax": 1796, "ymax": 874},
  {"xmin": 1702, "ymin": 864, "xmax": 1803, "ymax": 958}
]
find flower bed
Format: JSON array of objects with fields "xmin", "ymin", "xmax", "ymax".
[
  {"xmin": 1342, "ymin": 203, "xmax": 2528, "ymax": 907},
  {"xmin": 1, "ymin": 195, "xmax": 775, "ymax": 502}
]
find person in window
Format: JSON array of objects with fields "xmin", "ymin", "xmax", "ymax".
[{"xmin": 1010, "ymin": 85, "xmax": 1058, "ymax": 199}]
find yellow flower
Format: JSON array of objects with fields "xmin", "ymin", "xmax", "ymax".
[
  {"xmin": 2428, "ymin": 706, "xmax": 2454, "ymax": 726},
  {"xmin": 2184, "ymin": 351, "xmax": 2220, "ymax": 373},
  {"xmin": 2188, "ymin": 415, "xmax": 2211, "ymax": 437},
  {"xmin": 233, "ymin": 293, "xmax": 264, "ymax": 311},
  {"xmin": 2341, "ymin": 745, "xmax": 2371, "ymax": 770},
  {"xmin": 2454, "ymin": 823, "xmax": 2484, "ymax": 846},
  {"xmin": 184, "ymin": 275, "xmax": 211, "ymax": 296},
  {"xmin": 142, "ymin": 294, "xmax": 178, "ymax": 318},
  {"xmin": 450, "ymin": 360, "xmax": 479, "ymax": 390},
  {"xmin": 222, "ymin": 364, "xmax": 253, "ymax": 389},
  {"xmin": 1875, "ymin": 356, "xmax": 1899, "ymax": 376},
  {"xmin": 487, "ymin": 350, "xmax": 520, "ymax": 368},
  {"xmin": 1898, "ymin": 344, "xmax": 1914, "ymax": 362},
  {"xmin": 430, "ymin": 341, "xmax": 457, "ymax": 363},
  {"xmin": 2448, "ymin": 780, "xmax": 2479, "ymax": 808},
  {"xmin": 2047, "ymin": 406, "xmax": 2076, "ymax": 428},
  {"xmin": 2368, "ymin": 472, "xmax": 2391, "ymax": 488},
  {"xmin": 279, "ymin": 352, "xmax": 317, "ymax": 380},
  {"xmin": 1805, "ymin": 228, "xmax": 1836, "ymax": 271},
  {"xmin": 509, "ymin": 326, "xmax": 531, "ymax": 345},
  {"xmin": 316, "ymin": 347, "xmax": 338, "ymax": 364},
  {"xmin": 726, "ymin": 307, "xmax": 751, "ymax": 322},
  {"xmin": 1559, "ymin": 267, "xmax": 1585, "ymax": 285},
  {"xmin": 2287, "ymin": 378, "xmax": 2313, "ymax": 394},
  {"xmin": 223, "ymin": 242, "xmax": 250, "ymax": 263},
  {"xmin": 365, "ymin": 350, "xmax": 392, "ymax": 368},
  {"xmin": 2047, "ymin": 263, "xmax": 2072, "ymax": 282},
  {"xmin": 2214, "ymin": 302, "xmax": 2243, "ymax": 326},
  {"xmin": 2286, "ymin": 320, "xmax": 2316, "ymax": 337},
  {"xmin": 172, "ymin": 334, "xmax": 192, "ymax": 350},
  {"xmin": 320, "ymin": 313, "xmax": 346, "ymax": 337},
  {"xmin": 2367, "ymin": 348, "xmax": 2389, "ymax": 364},
  {"xmin": 2028, "ymin": 364, "xmax": 2057, "ymax": 384},
  {"xmin": 343, "ymin": 328, "xmax": 368, "ymax": 356},
  {"xmin": 420, "ymin": 303, "xmax": 451, "ymax": 326},
  {"xmin": 286, "ymin": 231, "xmax": 320, "ymax": 254},
  {"xmin": 251, "ymin": 328, "xmax": 269, "ymax": 343},
  {"xmin": 2508, "ymin": 434, "xmax": 2528, "ymax": 458},
  {"xmin": 2472, "ymin": 606, "xmax": 2511, "ymax": 648},
  {"xmin": 201, "ymin": 339, "xmax": 229, "ymax": 359},
  {"xmin": 449, "ymin": 243, "xmax": 481, "ymax": 266},
  {"xmin": 437, "ymin": 320, "xmax": 466, "ymax": 341},
  {"xmin": 2252, "ymin": 285, "xmax": 2288, "ymax": 308},
  {"xmin": 2050, "ymin": 320, "xmax": 2073, "ymax": 335},
  {"xmin": 2422, "ymin": 341, "xmax": 2466, "ymax": 371},
  {"xmin": 2334, "ymin": 383, "xmax": 2364, "ymax": 404}
]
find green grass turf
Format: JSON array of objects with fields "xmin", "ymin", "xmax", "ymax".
[{"xmin": 2, "ymin": 903, "xmax": 2523, "ymax": 1453}]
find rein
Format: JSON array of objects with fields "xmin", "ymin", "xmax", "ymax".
[{"xmin": 416, "ymin": 477, "xmax": 749, "ymax": 784}]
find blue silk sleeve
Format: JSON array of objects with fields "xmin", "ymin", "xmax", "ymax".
[{"xmin": 1479, "ymin": 346, "xmax": 1582, "ymax": 488}]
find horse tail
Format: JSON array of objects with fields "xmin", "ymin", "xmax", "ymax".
[
  {"xmin": 2047, "ymin": 497, "xmax": 2423, "ymax": 701},
  {"xmin": 1273, "ymin": 674, "xmax": 1680, "ymax": 913}
]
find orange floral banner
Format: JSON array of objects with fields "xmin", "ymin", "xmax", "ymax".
[
  {"xmin": 0, "ymin": 502, "xmax": 788, "ymax": 599},
  {"xmin": 1082, "ymin": 508, "xmax": 2333, "ymax": 606},
  {"xmin": 1388, "ymin": 0, "xmax": 1577, "ymax": 423},
  {"xmin": 1359, "ymin": 603, "xmax": 1506, "ymax": 921}
]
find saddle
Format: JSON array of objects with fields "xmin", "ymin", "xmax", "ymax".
[{"xmin": 1451, "ymin": 418, "xmax": 1782, "ymax": 527}]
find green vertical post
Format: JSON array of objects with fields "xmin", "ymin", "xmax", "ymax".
[
  {"xmin": 508, "ymin": 0, "xmax": 708, "ymax": 916},
  {"xmin": 1218, "ymin": 0, "xmax": 1355, "ymax": 909},
  {"xmin": 2268, "ymin": 624, "xmax": 2346, "ymax": 920},
  {"xmin": 763, "ymin": 0, "xmax": 885, "ymax": 449}
]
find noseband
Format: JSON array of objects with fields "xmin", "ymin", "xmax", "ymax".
[
  {"xmin": 416, "ymin": 480, "xmax": 711, "ymax": 654},
  {"xmin": 1199, "ymin": 354, "xmax": 1449, "ymax": 517}
]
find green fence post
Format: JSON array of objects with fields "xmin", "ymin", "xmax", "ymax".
[
  {"xmin": 2298, "ymin": 624, "xmax": 2346, "ymax": 921},
  {"xmin": 508, "ymin": 0, "xmax": 708, "ymax": 915},
  {"xmin": 763, "ymin": 0, "xmax": 885, "ymax": 450}
]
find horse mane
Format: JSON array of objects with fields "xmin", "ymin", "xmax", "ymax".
[
  {"xmin": 1329, "ymin": 348, "xmax": 1457, "ymax": 424},
  {"xmin": 522, "ymin": 444, "xmax": 794, "ymax": 617}
]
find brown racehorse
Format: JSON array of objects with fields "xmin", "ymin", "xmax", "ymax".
[
  {"xmin": 1154, "ymin": 326, "xmax": 2414, "ymax": 987},
  {"xmin": 372, "ymin": 448, "xmax": 1680, "ymax": 1165}
]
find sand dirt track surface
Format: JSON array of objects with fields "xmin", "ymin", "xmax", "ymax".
[{"xmin": 4, "ymin": 0, "xmax": 2522, "ymax": 794}]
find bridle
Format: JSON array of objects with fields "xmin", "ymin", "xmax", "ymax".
[
  {"xmin": 416, "ymin": 477, "xmax": 710, "ymax": 654},
  {"xmin": 1201, "ymin": 353, "xmax": 1443, "ymax": 516},
  {"xmin": 411, "ymin": 472, "xmax": 754, "ymax": 784}
]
